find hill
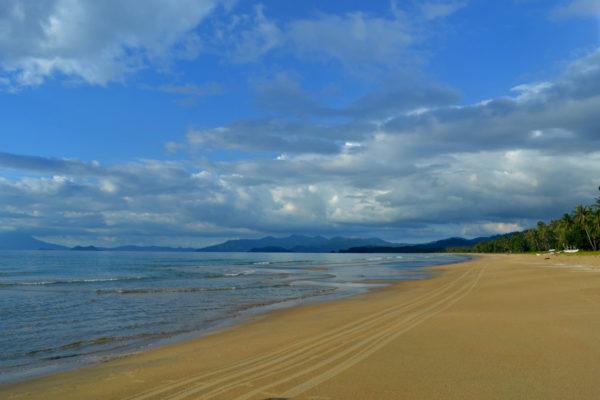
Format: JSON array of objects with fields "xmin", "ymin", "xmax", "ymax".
[
  {"xmin": 0, "ymin": 233, "xmax": 198, "ymax": 252},
  {"xmin": 108, "ymin": 245, "xmax": 197, "ymax": 252},
  {"xmin": 339, "ymin": 235, "xmax": 508, "ymax": 253},
  {"xmin": 0, "ymin": 233, "xmax": 69, "ymax": 250},
  {"xmin": 198, "ymin": 235, "xmax": 403, "ymax": 253}
]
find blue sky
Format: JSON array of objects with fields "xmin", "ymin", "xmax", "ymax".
[{"xmin": 0, "ymin": 0, "xmax": 599, "ymax": 247}]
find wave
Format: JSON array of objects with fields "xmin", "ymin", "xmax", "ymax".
[
  {"xmin": 238, "ymin": 260, "xmax": 315, "ymax": 266},
  {"xmin": 95, "ymin": 283, "xmax": 289, "ymax": 295},
  {"xmin": 172, "ymin": 271, "xmax": 224, "ymax": 279},
  {"xmin": 4, "ymin": 329, "xmax": 190, "ymax": 361},
  {"xmin": 96, "ymin": 287, "xmax": 237, "ymax": 294},
  {"xmin": 1, "ymin": 270, "xmax": 267, "ymax": 289},
  {"xmin": 172, "ymin": 270, "xmax": 259, "ymax": 279},
  {"xmin": 223, "ymin": 269, "xmax": 255, "ymax": 277},
  {"xmin": 0, "ymin": 277, "xmax": 149, "ymax": 288}
]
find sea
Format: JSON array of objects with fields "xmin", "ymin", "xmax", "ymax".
[{"xmin": 0, "ymin": 250, "xmax": 471, "ymax": 385}]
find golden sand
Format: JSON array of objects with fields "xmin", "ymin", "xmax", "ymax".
[{"xmin": 3, "ymin": 254, "xmax": 600, "ymax": 399}]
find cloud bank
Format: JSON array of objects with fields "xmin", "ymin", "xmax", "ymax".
[
  {"xmin": 1, "ymin": 1, "xmax": 598, "ymax": 246},
  {"xmin": 2, "ymin": 47, "xmax": 600, "ymax": 245}
]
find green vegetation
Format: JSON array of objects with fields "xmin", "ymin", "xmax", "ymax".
[{"xmin": 447, "ymin": 199, "xmax": 600, "ymax": 253}]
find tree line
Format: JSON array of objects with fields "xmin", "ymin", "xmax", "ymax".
[{"xmin": 447, "ymin": 200, "xmax": 600, "ymax": 253}]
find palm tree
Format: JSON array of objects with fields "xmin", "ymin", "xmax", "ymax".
[
  {"xmin": 524, "ymin": 229, "xmax": 539, "ymax": 251},
  {"xmin": 537, "ymin": 221, "xmax": 549, "ymax": 250},
  {"xmin": 573, "ymin": 204, "xmax": 596, "ymax": 251},
  {"xmin": 593, "ymin": 196, "xmax": 600, "ymax": 211},
  {"xmin": 589, "ymin": 209, "xmax": 600, "ymax": 251},
  {"xmin": 558, "ymin": 213, "xmax": 573, "ymax": 249}
]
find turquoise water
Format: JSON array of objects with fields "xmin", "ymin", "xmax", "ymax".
[{"xmin": 0, "ymin": 251, "xmax": 470, "ymax": 384}]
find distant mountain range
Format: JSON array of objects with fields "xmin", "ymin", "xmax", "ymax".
[
  {"xmin": 339, "ymin": 235, "xmax": 508, "ymax": 253},
  {"xmin": 0, "ymin": 233, "xmax": 196, "ymax": 252},
  {"xmin": 0, "ymin": 232, "xmax": 508, "ymax": 253},
  {"xmin": 70, "ymin": 245, "xmax": 196, "ymax": 252},
  {"xmin": 0, "ymin": 233, "xmax": 69, "ymax": 250},
  {"xmin": 196, "ymin": 234, "xmax": 405, "ymax": 253}
]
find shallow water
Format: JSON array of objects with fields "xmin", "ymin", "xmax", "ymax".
[{"xmin": 0, "ymin": 250, "xmax": 470, "ymax": 384}]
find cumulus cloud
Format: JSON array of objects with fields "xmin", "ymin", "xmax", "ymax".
[
  {"xmin": 481, "ymin": 222, "xmax": 524, "ymax": 234},
  {"xmin": 209, "ymin": 5, "xmax": 417, "ymax": 68},
  {"xmin": 0, "ymin": 1, "xmax": 465, "ymax": 90},
  {"xmin": 252, "ymin": 71, "xmax": 461, "ymax": 118},
  {"xmin": 175, "ymin": 72, "xmax": 462, "ymax": 157},
  {"xmin": 381, "ymin": 49, "xmax": 600, "ymax": 155},
  {"xmin": 343, "ymin": 79, "xmax": 461, "ymax": 117},
  {"xmin": 213, "ymin": 3, "xmax": 457, "ymax": 72},
  {"xmin": 185, "ymin": 119, "xmax": 343, "ymax": 155},
  {"xmin": 0, "ymin": 154, "xmax": 261, "ymax": 245},
  {"xmin": 2, "ymin": 4, "xmax": 600, "ymax": 244},
  {"xmin": 419, "ymin": 1, "xmax": 467, "ymax": 20},
  {"xmin": 222, "ymin": 4, "xmax": 283, "ymax": 62},
  {"xmin": 181, "ymin": 47, "xmax": 600, "ymax": 239},
  {"xmin": 552, "ymin": 0, "xmax": 600, "ymax": 18},
  {"xmin": 286, "ymin": 10, "xmax": 415, "ymax": 69},
  {"xmin": 0, "ymin": 0, "xmax": 227, "ymax": 88}
]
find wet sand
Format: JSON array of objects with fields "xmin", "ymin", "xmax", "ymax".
[{"xmin": 3, "ymin": 253, "xmax": 600, "ymax": 399}]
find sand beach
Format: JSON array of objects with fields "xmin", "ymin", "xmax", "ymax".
[{"xmin": 3, "ymin": 253, "xmax": 600, "ymax": 399}]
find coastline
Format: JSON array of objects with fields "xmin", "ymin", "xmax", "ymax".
[
  {"xmin": 3, "ymin": 253, "xmax": 600, "ymax": 399},
  {"xmin": 0, "ymin": 252, "xmax": 468, "ymax": 386}
]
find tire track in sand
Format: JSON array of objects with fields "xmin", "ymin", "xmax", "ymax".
[
  {"xmin": 185, "ymin": 269, "xmax": 481, "ymax": 400},
  {"xmin": 123, "ymin": 267, "xmax": 471, "ymax": 400},
  {"xmin": 230, "ymin": 266, "xmax": 485, "ymax": 400},
  {"xmin": 281, "ymin": 266, "xmax": 486, "ymax": 399},
  {"xmin": 123, "ymin": 266, "xmax": 479, "ymax": 400},
  {"xmin": 160, "ymin": 269, "xmax": 475, "ymax": 400}
]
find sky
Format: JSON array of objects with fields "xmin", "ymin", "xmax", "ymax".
[{"xmin": 0, "ymin": 0, "xmax": 599, "ymax": 247}]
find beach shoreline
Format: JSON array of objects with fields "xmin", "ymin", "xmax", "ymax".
[
  {"xmin": 0, "ymin": 252, "xmax": 468, "ymax": 387},
  {"xmin": 3, "ymin": 253, "xmax": 600, "ymax": 399}
]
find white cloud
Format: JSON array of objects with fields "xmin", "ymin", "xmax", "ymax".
[
  {"xmin": 0, "ymin": 0, "xmax": 227, "ymax": 88},
  {"xmin": 227, "ymin": 4, "xmax": 283, "ymax": 62},
  {"xmin": 552, "ymin": 0, "xmax": 600, "ymax": 18},
  {"xmin": 420, "ymin": 1, "xmax": 467, "ymax": 20},
  {"xmin": 482, "ymin": 222, "xmax": 524, "ymax": 234},
  {"xmin": 287, "ymin": 10, "xmax": 415, "ymax": 69},
  {"xmin": 214, "ymin": 4, "xmax": 451, "ymax": 71},
  {"xmin": 0, "ymin": 1, "xmax": 468, "ymax": 90},
  {"xmin": 2, "ymin": 42, "xmax": 600, "ymax": 244},
  {"xmin": 531, "ymin": 130, "xmax": 543, "ymax": 138},
  {"xmin": 185, "ymin": 119, "xmax": 342, "ymax": 155},
  {"xmin": 99, "ymin": 179, "xmax": 118, "ymax": 193},
  {"xmin": 510, "ymin": 81, "xmax": 553, "ymax": 100}
]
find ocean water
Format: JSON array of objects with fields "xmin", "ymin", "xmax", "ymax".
[{"xmin": 0, "ymin": 250, "xmax": 470, "ymax": 384}]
